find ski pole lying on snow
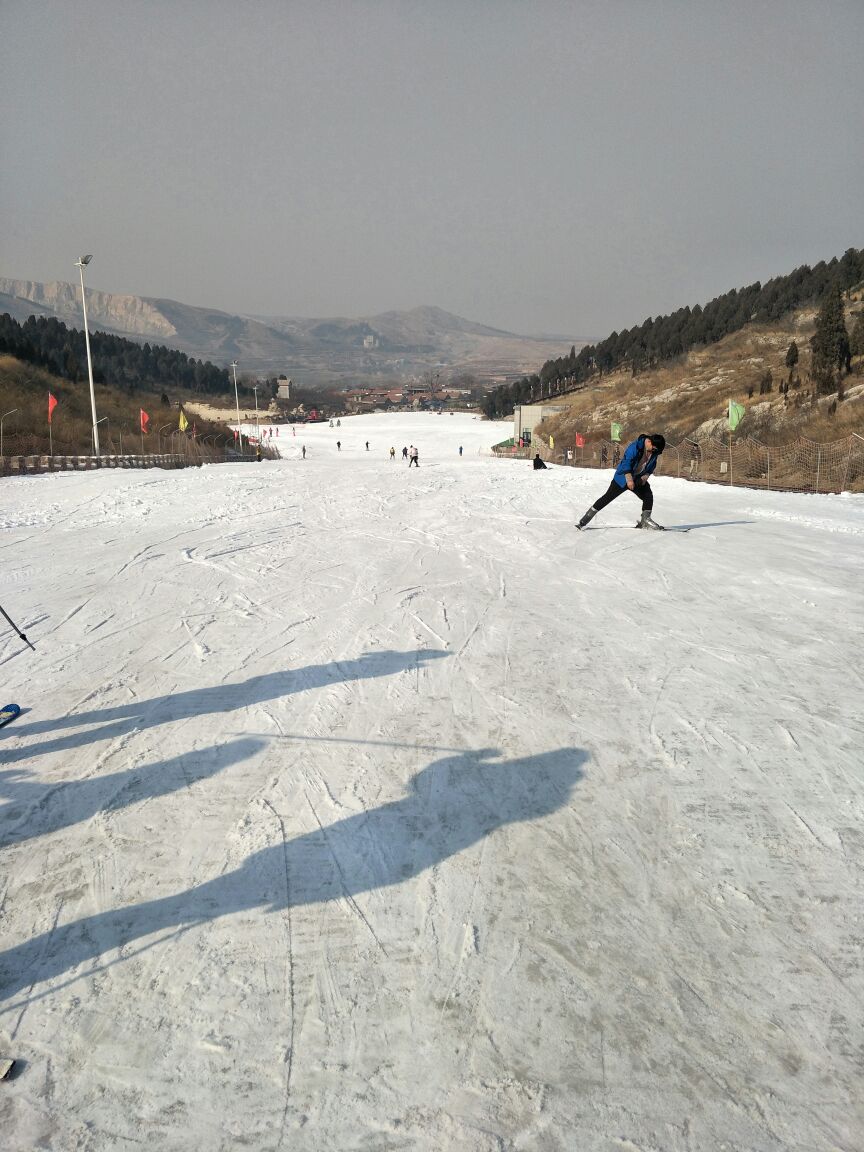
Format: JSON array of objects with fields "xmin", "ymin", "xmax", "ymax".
[{"xmin": 0, "ymin": 602, "xmax": 36, "ymax": 651}]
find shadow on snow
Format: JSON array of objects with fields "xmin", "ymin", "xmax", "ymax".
[
  {"xmin": 0, "ymin": 745, "xmax": 587, "ymax": 1003},
  {"xmin": 0, "ymin": 649, "xmax": 448, "ymax": 767},
  {"xmin": 0, "ymin": 737, "xmax": 266, "ymax": 847}
]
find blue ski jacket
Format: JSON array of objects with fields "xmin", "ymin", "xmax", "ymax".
[{"xmin": 613, "ymin": 435, "xmax": 659, "ymax": 489}]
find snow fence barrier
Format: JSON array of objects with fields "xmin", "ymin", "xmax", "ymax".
[{"xmin": 502, "ymin": 432, "xmax": 864, "ymax": 494}]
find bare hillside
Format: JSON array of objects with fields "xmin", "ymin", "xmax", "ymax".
[{"xmin": 538, "ymin": 292, "xmax": 864, "ymax": 448}]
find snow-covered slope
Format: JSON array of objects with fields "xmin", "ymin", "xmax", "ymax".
[{"xmin": 1, "ymin": 414, "xmax": 862, "ymax": 1151}]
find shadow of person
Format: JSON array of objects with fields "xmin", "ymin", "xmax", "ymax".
[
  {"xmin": 0, "ymin": 745, "xmax": 586, "ymax": 1002},
  {"xmin": 0, "ymin": 737, "xmax": 266, "ymax": 847},
  {"xmin": 2, "ymin": 649, "xmax": 449, "ymax": 765}
]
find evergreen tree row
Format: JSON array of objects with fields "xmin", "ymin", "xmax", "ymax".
[
  {"xmin": 0, "ymin": 314, "xmax": 232, "ymax": 395},
  {"xmin": 483, "ymin": 248, "xmax": 863, "ymax": 418}
]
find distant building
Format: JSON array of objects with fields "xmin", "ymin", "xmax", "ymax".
[
  {"xmin": 343, "ymin": 386, "xmax": 405, "ymax": 412},
  {"xmin": 276, "ymin": 377, "xmax": 293, "ymax": 400},
  {"xmin": 514, "ymin": 404, "xmax": 568, "ymax": 444}
]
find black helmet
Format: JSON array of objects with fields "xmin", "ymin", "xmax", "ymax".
[{"xmin": 649, "ymin": 433, "xmax": 666, "ymax": 454}]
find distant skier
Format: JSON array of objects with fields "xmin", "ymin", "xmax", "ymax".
[
  {"xmin": 409, "ymin": 446, "xmax": 419, "ymax": 467},
  {"xmin": 577, "ymin": 433, "xmax": 666, "ymax": 529},
  {"xmin": 458, "ymin": 446, "xmax": 463, "ymax": 456},
  {"xmin": 301, "ymin": 445, "xmax": 306, "ymax": 459},
  {"xmin": 336, "ymin": 440, "xmax": 341, "ymax": 451},
  {"xmin": 337, "ymin": 419, "xmax": 341, "ymax": 427},
  {"xmin": 389, "ymin": 447, "xmax": 396, "ymax": 461},
  {"xmin": 402, "ymin": 446, "xmax": 408, "ymax": 460},
  {"xmin": 365, "ymin": 441, "xmax": 370, "ymax": 451},
  {"xmin": 533, "ymin": 453, "xmax": 547, "ymax": 470}
]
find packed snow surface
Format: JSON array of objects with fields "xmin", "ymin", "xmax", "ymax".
[{"xmin": 1, "ymin": 412, "xmax": 862, "ymax": 1151}]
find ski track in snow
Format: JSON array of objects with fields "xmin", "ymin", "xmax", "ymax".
[{"xmin": 0, "ymin": 413, "xmax": 863, "ymax": 1151}]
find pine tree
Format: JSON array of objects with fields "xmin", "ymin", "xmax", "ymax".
[
  {"xmin": 810, "ymin": 286, "xmax": 850, "ymax": 393},
  {"xmin": 850, "ymin": 313, "xmax": 864, "ymax": 358},
  {"xmin": 785, "ymin": 340, "xmax": 799, "ymax": 379}
]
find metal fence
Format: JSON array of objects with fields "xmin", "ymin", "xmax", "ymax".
[
  {"xmin": 494, "ymin": 432, "xmax": 864, "ymax": 494},
  {"xmin": 0, "ymin": 443, "xmax": 278, "ymax": 478},
  {"xmin": 0, "ymin": 452, "xmax": 191, "ymax": 477}
]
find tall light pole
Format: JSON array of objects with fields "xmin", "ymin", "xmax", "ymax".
[
  {"xmin": 1, "ymin": 408, "xmax": 18, "ymax": 457},
  {"xmin": 252, "ymin": 383, "xmax": 261, "ymax": 445},
  {"xmin": 94, "ymin": 415, "xmax": 109, "ymax": 456},
  {"xmin": 231, "ymin": 360, "xmax": 242, "ymax": 453},
  {"xmin": 75, "ymin": 254, "xmax": 100, "ymax": 456}
]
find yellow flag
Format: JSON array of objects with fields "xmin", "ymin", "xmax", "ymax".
[
  {"xmin": 178, "ymin": 409, "xmax": 189, "ymax": 431},
  {"xmin": 549, "ymin": 434, "xmax": 554, "ymax": 448}
]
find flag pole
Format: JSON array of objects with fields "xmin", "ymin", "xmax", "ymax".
[{"xmin": 48, "ymin": 392, "xmax": 56, "ymax": 456}]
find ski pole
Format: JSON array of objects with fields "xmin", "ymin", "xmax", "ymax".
[{"xmin": 0, "ymin": 602, "xmax": 36, "ymax": 651}]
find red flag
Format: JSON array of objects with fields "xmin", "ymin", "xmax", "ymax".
[
  {"xmin": 140, "ymin": 409, "xmax": 150, "ymax": 433},
  {"xmin": 575, "ymin": 433, "xmax": 585, "ymax": 447},
  {"xmin": 48, "ymin": 392, "xmax": 58, "ymax": 424}
]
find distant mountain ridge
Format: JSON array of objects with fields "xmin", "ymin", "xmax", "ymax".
[{"xmin": 0, "ymin": 278, "xmax": 580, "ymax": 385}]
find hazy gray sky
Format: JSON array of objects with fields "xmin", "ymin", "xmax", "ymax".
[{"xmin": 2, "ymin": 1, "xmax": 862, "ymax": 337}]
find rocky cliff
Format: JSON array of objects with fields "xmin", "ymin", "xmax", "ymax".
[{"xmin": 0, "ymin": 278, "xmax": 177, "ymax": 339}]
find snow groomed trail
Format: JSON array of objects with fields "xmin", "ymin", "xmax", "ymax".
[{"xmin": 1, "ymin": 413, "xmax": 862, "ymax": 1151}]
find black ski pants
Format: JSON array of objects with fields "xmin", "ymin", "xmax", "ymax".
[{"xmin": 592, "ymin": 478, "xmax": 653, "ymax": 512}]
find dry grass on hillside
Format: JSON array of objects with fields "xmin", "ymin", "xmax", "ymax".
[
  {"xmin": 537, "ymin": 296, "xmax": 864, "ymax": 451},
  {"xmin": 0, "ymin": 356, "xmax": 232, "ymax": 458}
]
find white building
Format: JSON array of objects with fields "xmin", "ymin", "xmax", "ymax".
[{"xmin": 514, "ymin": 404, "xmax": 568, "ymax": 444}]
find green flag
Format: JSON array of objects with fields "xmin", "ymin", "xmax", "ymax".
[
  {"xmin": 728, "ymin": 400, "xmax": 745, "ymax": 431},
  {"xmin": 610, "ymin": 422, "xmax": 621, "ymax": 442}
]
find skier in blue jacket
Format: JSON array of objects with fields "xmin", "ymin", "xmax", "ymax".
[{"xmin": 577, "ymin": 433, "xmax": 666, "ymax": 529}]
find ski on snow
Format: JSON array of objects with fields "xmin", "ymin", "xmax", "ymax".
[
  {"xmin": 0, "ymin": 704, "xmax": 21, "ymax": 729},
  {"xmin": 576, "ymin": 524, "xmax": 691, "ymax": 533}
]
